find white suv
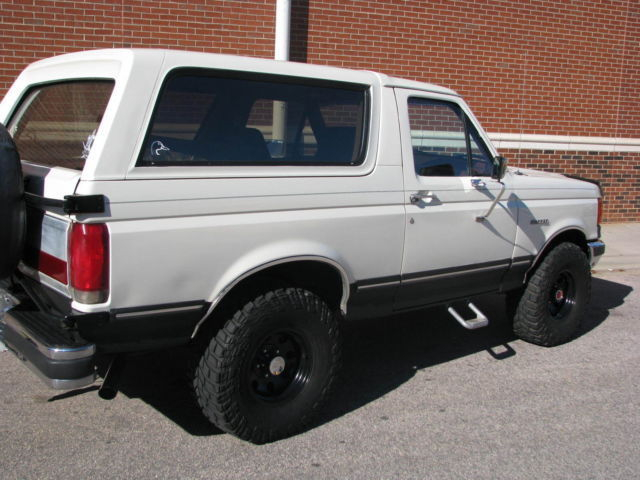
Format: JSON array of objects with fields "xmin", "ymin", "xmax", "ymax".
[{"xmin": 0, "ymin": 49, "xmax": 604, "ymax": 443}]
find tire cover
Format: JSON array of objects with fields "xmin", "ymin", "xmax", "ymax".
[{"xmin": 0, "ymin": 122, "xmax": 26, "ymax": 280}]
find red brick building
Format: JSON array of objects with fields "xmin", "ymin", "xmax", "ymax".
[{"xmin": 1, "ymin": 0, "xmax": 638, "ymax": 221}]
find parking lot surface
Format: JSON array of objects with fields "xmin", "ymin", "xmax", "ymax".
[{"xmin": 1, "ymin": 267, "xmax": 638, "ymax": 480}]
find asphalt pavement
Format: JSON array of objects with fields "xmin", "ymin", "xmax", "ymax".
[{"xmin": 0, "ymin": 223, "xmax": 639, "ymax": 479}]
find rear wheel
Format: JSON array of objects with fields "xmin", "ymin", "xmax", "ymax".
[
  {"xmin": 193, "ymin": 288, "xmax": 341, "ymax": 443},
  {"xmin": 512, "ymin": 242, "xmax": 591, "ymax": 346},
  {"xmin": 0, "ymin": 123, "xmax": 26, "ymax": 280}
]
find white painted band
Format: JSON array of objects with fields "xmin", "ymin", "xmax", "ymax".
[{"xmin": 488, "ymin": 133, "xmax": 640, "ymax": 153}]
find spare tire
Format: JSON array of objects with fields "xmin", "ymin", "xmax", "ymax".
[{"xmin": 0, "ymin": 122, "xmax": 26, "ymax": 280}]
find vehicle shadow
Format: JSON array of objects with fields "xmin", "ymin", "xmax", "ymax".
[
  {"xmin": 320, "ymin": 276, "xmax": 632, "ymax": 424},
  {"xmin": 97, "ymin": 348, "xmax": 223, "ymax": 436},
  {"xmin": 100, "ymin": 276, "xmax": 632, "ymax": 438},
  {"xmin": 578, "ymin": 275, "xmax": 633, "ymax": 337}
]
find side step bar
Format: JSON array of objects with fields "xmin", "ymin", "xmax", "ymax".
[{"xmin": 447, "ymin": 302, "xmax": 489, "ymax": 330}]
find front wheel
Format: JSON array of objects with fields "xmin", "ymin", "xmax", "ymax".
[
  {"xmin": 193, "ymin": 288, "xmax": 341, "ymax": 443},
  {"xmin": 512, "ymin": 242, "xmax": 591, "ymax": 346}
]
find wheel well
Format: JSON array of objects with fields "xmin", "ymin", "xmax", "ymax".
[
  {"xmin": 527, "ymin": 229, "xmax": 588, "ymax": 280},
  {"xmin": 194, "ymin": 260, "xmax": 345, "ymax": 341}
]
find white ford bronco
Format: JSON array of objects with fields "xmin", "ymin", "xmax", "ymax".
[{"xmin": 0, "ymin": 49, "xmax": 605, "ymax": 443}]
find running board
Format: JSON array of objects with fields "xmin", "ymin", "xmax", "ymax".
[{"xmin": 447, "ymin": 302, "xmax": 489, "ymax": 330}]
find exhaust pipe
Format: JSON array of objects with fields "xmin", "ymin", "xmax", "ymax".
[{"xmin": 98, "ymin": 354, "xmax": 126, "ymax": 400}]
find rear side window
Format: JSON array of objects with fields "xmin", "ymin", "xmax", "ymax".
[
  {"xmin": 8, "ymin": 81, "xmax": 114, "ymax": 170},
  {"xmin": 138, "ymin": 70, "xmax": 368, "ymax": 167}
]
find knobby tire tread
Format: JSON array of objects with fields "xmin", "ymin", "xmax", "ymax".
[
  {"xmin": 194, "ymin": 288, "xmax": 341, "ymax": 443},
  {"xmin": 513, "ymin": 242, "xmax": 591, "ymax": 346}
]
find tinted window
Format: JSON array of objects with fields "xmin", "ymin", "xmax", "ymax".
[
  {"xmin": 468, "ymin": 126, "xmax": 494, "ymax": 176},
  {"xmin": 138, "ymin": 71, "xmax": 368, "ymax": 167},
  {"xmin": 408, "ymin": 98, "xmax": 493, "ymax": 177},
  {"xmin": 8, "ymin": 81, "xmax": 114, "ymax": 170}
]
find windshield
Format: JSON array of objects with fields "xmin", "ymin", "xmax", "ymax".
[{"xmin": 8, "ymin": 80, "xmax": 114, "ymax": 170}]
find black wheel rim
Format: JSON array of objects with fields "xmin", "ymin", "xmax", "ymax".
[
  {"xmin": 247, "ymin": 330, "xmax": 311, "ymax": 402},
  {"xmin": 548, "ymin": 270, "xmax": 576, "ymax": 319}
]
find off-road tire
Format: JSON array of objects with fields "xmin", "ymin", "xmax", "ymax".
[
  {"xmin": 0, "ymin": 123, "xmax": 26, "ymax": 280},
  {"xmin": 513, "ymin": 242, "xmax": 591, "ymax": 346},
  {"xmin": 193, "ymin": 288, "xmax": 341, "ymax": 443}
]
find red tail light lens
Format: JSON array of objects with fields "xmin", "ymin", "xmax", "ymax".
[
  {"xmin": 69, "ymin": 223, "xmax": 109, "ymax": 304},
  {"xmin": 597, "ymin": 197, "xmax": 603, "ymax": 226}
]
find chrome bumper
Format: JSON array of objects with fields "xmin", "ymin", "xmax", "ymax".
[
  {"xmin": 588, "ymin": 240, "xmax": 606, "ymax": 267},
  {"xmin": 0, "ymin": 288, "xmax": 96, "ymax": 390}
]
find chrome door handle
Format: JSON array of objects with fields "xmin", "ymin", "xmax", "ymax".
[
  {"xmin": 410, "ymin": 191, "xmax": 437, "ymax": 204},
  {"xmin": 471, "ymin": 178, "xmax": 486, "ymax": 189}
]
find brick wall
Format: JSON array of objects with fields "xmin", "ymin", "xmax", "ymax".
[
  {"xmin": 0, "ymin": 0, "xmax": 276, "ymax": 96},
  {"xmin": 1, "ymin": 0, "xmax": 638, "ymax": 220},
  {"xmin": 295, "ymin": 0, "xmax": 639, "ymax": 138}
]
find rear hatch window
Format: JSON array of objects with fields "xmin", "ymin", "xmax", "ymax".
[{"xmin": 8, "ymin": 80, "xmax": 114, "ymax": 171}]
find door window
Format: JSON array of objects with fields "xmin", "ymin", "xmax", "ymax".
[{"xmin": 408, "ymin": 98, "xmax": 493, "ymax": 177}]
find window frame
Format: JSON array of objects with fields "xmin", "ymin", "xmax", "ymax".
[
  {"xmin": 135, "ymin": 67, "xmax": 371, "ymax": 168},
  {"xmin": 464, "ymin": 116, "xmax": 495, "ymax": 177},
  {"xmin": 407, "ymin": 96, "xmax": 494, "ymax": 178},
  {"xmin": 7, "ymin": 79, "xmax": 115, "ymax": 171}
]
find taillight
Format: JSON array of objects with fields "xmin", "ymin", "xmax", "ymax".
[
  {"xmin": 597, "ymin": 197, "xmax": 603, "ymax": 226},
  {"xmin": 69, "ymin": 223, "xmax": 109, "ymax": 304}
]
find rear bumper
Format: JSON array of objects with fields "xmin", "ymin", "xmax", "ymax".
[
  {"xmin": 1, "ymin": 296, "xmax": 96, "ymax": 390},
  {"xmin": 588, "ymin": 240, "xmax": 606, "ymax": 267}
]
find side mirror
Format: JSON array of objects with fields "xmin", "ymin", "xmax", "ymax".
[{"xmin": 492, "ymin": 156, "xmax": 508, "ymax": 180}]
